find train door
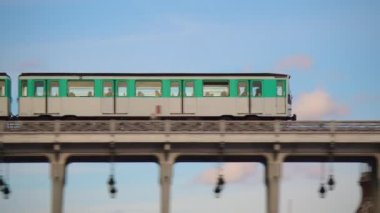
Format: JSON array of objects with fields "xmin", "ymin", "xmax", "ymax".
[
  {"xmin": 32, "ymin": 80, "xmax": 47, "ymax": 115},
  {"xmin": 169, "ymin": 80, "xmax": 181, "ymax": 114},
  {"xmin": 47, "ymin": 80, "xmax": 61, "ymax": 115},
  {"xmin": 182, "ymin": 80, "xmax": 196, "ymax": 114},
  {"xmin": 276, "ymin": 80, "xmax": 286, "ymax": 114},
  {"xmin": 115, "ymin": 80, "xmax": 128, "ymax": 114},
  {"xmin": 168, "ymin": 80, "xmax": 196, "ymax": 114},
  {"xmin": 101, "ymin": 80, "xmax": 115, "ymax": 114},
  {"xmin": 250, "ymin": 80, "xmax": 264, "ymax": 114},
  {"xmin": 236, "ymin": 80, "xmax": 250, "ymax": 114}
]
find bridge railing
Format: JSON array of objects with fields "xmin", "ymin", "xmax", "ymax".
[{"xmin": 1, "ymin": 120, "xmax": 380, "ymax": 133}]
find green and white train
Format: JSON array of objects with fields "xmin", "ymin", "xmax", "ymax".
[
  {"xmin": 14, "ymin": 73, "xmax": 296, "ymax": 120},
  {"xmin": 0, "ymin": 73, "xmax": 11, "ymax": 118}
]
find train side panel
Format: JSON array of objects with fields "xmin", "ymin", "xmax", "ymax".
[
  {"xmin": 196, "ymin": 98, "xmax": 236, "ymax": 116},
  {"xmin": 235, "ymin": 97, "xmax": 249, "ymax": 115},
  {"xmin": 17, "ymin": 74, "xmax": 294, "ymax": 119},
  {"xmin": 19, "ymin": 98, "xmax": 34, "ymax": 116},
  {"xmin": 62, "ymin": 98, "xmax": 100, "ymax": 116},
  {"xmin": 115, "ymin": 98, "xmax": 129, "ymax": 114},
  {"xmin": 48, "ymin": 98, "xmax": 61, "ymax": 114},
  {"xmin": 0, "ymin": 97, "xmax": 8, "ymax": 116},
  {"xmin": 127, "ymin": 98, "xmax": 169, "ymax": 116}
]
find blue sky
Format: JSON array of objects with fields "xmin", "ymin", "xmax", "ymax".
[{"xmin": 0, "ymin": 0, "xmax": 379, "ymax": 212}]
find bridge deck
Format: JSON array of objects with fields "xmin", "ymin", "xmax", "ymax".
[
  {"xmin": 0, "ymin": 120, "xmax": 379, "ymax": 164},
  {"xmin": 1, "ymin": 120, "xmax": 380, "ymax": 144}
]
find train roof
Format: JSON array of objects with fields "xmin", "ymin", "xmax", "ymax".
[
  {"xmin": 19, "ymin": 72, "xmax": 289, "ymax": 77},
  {"xmin": 0, "ymin": 73, "xmax": 10, "ymax": 77}
]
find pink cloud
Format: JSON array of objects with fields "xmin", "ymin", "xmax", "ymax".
[
  {"xmin": 293, "ymin": 89, "xmax": 349, "ymax": 120},
  {"xmin": 195, "ymin": 163, "xmax": 328, "ymax": 184},
  {"xmin": 195, "ymin": 163, "xmax": 256, "ymax": 184},
  {"xmin": 276, "ymin": 55, "xmax": 313, "ymax": 71}
]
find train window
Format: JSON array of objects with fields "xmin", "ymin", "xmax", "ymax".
[
  {"xmin": 0, "ymin": 80, "xmax": 4, "ymax": 96},
  {"xmin": 170, "ymin": 81, "xmax": 180, "ymax": 97},
  {"xmin": 203, "ymin": 81, "xmax": 229, "ymax": 97},
  {"xmin": 68, "ymin": 81, "xmax": 94, "ymax": 97},
  {"xmin": 34, "ymin": 81, "xmax": 45, "ymax": 97},
  {"xmin": 277, "ymin": 81, "xmax": 284, "ymax": 96},
  {"xmin": 103, "ymin": 81, "xmax": 113, "ymax": 97},
  {"xmin": 238, "ymin": 81, "xmax": 247, "ymax": 97},
  {"xmin": 49, "ymin": 81, "xmax": 60, "ymax": 97},
  {"xmin": 135, "ymin": 81, "xmax": 162, "ymax": 97},
  {"xmin": 185, "ymin": 81, "xmax": 194, "ymax": 97},
  {"xmin": 117, "ymin": 81, "xmax": 127, "ymax": 97},
  {"xmin": 252, "ymin": 81, "xmax": 262, "ymax": 97},
  {"xmin": 21, "ymin": 80, "xmax": 28, "ymax": 97}
]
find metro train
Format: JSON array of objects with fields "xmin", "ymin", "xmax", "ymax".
[{"xmin": 0, "ymin": 72, "xmax": 296, "ymax": 120}]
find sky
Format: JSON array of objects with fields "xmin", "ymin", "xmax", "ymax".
[{"xmin": 0, "ymin": 0, "xmax": 379, "ymax": 212}]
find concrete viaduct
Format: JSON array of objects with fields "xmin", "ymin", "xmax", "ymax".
[{"xmin": 0, "ymin": 120, "xmax": 379, "ymax": 213}]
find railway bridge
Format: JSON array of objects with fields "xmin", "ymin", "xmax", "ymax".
[{"xmin": 0, "ymin": 120, "xmax": 380, "ymax": 213}]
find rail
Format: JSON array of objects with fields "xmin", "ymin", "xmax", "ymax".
[{"xmin": 1, "ymin": 120, "xmax": 380, "ymax": 133}]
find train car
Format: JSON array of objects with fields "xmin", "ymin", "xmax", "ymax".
[
  {"xmin": 18, "ymin": 73, "xmax": 295, "ymax": 120},
  {"xmin": 0, "ymin": 73, "xmax": 11, "ymax": 118}
]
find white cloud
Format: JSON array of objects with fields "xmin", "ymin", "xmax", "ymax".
[
  {"xmin": 194, "ymin": 163, "xmax": 257, "ymax": 184},
  {"xmin": 293, "ymin": 89, "xmax": 349, "ymax": 120}
]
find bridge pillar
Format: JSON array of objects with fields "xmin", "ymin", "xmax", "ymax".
[
  {"xmin": 159, "ymin": 153, "xmax": 175, "ymax": 213},
  {"xmin": 49, "ymin": 153, "xmax": 68, "ymax": 213},
  {"xmin": 265, "ymin": 152, "xmax": 285, "ymax": 213}
]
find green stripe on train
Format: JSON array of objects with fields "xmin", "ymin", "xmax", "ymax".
[
  {"xmin": 7, "ymin": 78, "xmax": 11, "ymax": 98},
  {"xmin": 18, "ymin": 78, "xmax": 288, "ymax": 98}
]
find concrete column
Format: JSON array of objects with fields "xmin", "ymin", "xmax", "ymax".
[
  {"xmin": 265, "ymin": 155, "xmax": 283, "ymax": 213},
  {"xmin": 50, "ymin": 157, "xmax": 67, "ymax": 213},
  {"xmin": 159, "ymin": 155, "xmax": 174, "ymax": 213}
]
